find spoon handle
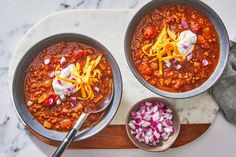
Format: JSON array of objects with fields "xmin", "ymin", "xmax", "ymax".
[{"xmin": 52, "ymin": 113, "xmax": 89, "ymax": 157}]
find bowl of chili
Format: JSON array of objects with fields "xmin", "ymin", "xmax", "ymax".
[
  {"xmin": 124, "ymin": 0, "xmax": 229, "ymax": 98},
  {"xmin": 12, "ymin": 33, "xmax": 122, "ymax": 142}
]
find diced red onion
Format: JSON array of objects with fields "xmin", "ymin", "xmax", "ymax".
[
  {"xmin": 145, "ymin": 101, "xmax": 152, "ymax": 106},
  {"xmin": 60, "ymin": 57, "xmax": 66, "ymax": 65},
  {"xmin": 181, "ymin": 20, "xmax": 188, "ymax": 29},
  {"xmin": 129, "ymin": 121, "xmax": 136, "ymax": 130},
  {"xmin": 152, "ymin": 112, "xmax": 159, "ymax": 121},
  {"xmin": 71, "ymin": 76, "xmax": 76, "ymax": 80},
  {"xmin": 151, "ymin": 101, "xmax": 157, "ymax": 106},
  {"xmin": 144, "ymin": 135, "xmax": 149, "ymax": 144},
  {"xmin": 161, "ymin": 132, "xmax": 169, "ymax": 141},
  {"xmin": 161, "ymin": 132, "xmax": 166, "ymax": 138},
  {"xmin": 175, "ymin": 64, "xmax": 182, "ymax": 70},
  {"xmin": 59, "ymin": 94, "xmax": 66, "ymax": 101},
  {"xmin": 158, "ymin": 102, "xmax": 166, "ymax": 109},
  {"xmin": 183, "ymin": 44, "xmax": 189, "ymax": 49},
  {"xmin": 202, "ymin": 59, "xmax": 209, "ymax": 66},
  {"xmin": 142, "ymin": 127, "xmax": 148, "ymax": 133},
  {"xmin": 153, "ymin": 131, "xmax": 160, "ymax": 141},
  {"xmin": 162, "ymin": 119, "xmax": 172, "ymax": 127},
  {"xmin": 48, "ymin": 72, "xmax": 55, "ymax": 78},
  {"xmin": 137, "ymin": 127, "xmax": 142, "ymax": 133},
  {"xmin": 159, "ymin": 116, "xmax": 164, "ymax": 122},
  {"xmin": 186, "ymin": 53, "xmax": 193, "ymax": 61},
  {"xmin": 142, "ymin": 114, "xmax": 147, "ymax": 120},
  {"xmin": 131, "ymin": 111, "xmax": 137, "ymax": 118},
  {"xmin": 27, "ymin": 101, "xmax": 33, "ymax": 106},
  {"xmin": 163, "ymin": 113, "xmax": 171, "ymax": 120},
  {"xmin": 48, "ymin": 98, "xmax": 54, "ymax": 105},
  {"xmin": 44, "ymin": 58, "xmax": 51, "ymax": 65},
  {"xmin": 170, "ymin": 58, "xmax": 177, "ymax": 63},
  {"xmin": 146, "ymin": 130, "xmax": 152, "ymax": 136},
  {"xmin": 167, "ymin": 114, "xmax": 173, "ymax": 120},
  {"xmin": 71, "ymin": 88, "xmax": 76, "ymax": 94},
  {"xmin": 157, "ymin": 123, "xmax": 162, "ymax": 132},
  {"xmin": 153, "ymin": 135, "xmax": 158, "ymax": 142},
  {"xmin": 152, "ymin": 105, "xmax": 158, "ymax": 113},
  {"xmin": 136, "ymin": 111, "xmax": 141, "ymax": 116},
  {"xmin": 94, "ymin": 86, "xmax": 100, "ymax": 93},
  {"xmin": 165, "ymin": 61, "xmax": 171, "ymax": 68},
  {"xmin": 135, "ymin": 118, "xmax": 141, "ymax": 124},
  {"xmin": 142, "ymin": 121, "xmax": 151, "ymax": 127},
  {"xmin": 66, "ymin": 88, "xmax": 71, "ymax": 94},
  {"xmin": 166, "ymin": 109, "xmax": 172, "ymax": 113},
  {"xmin": 164, "ymin": 126, "xmax": 174, "ymax": 133},
  {"xmin": 70, "ymin": 97, "xmax": 77, "ymax": 107},
  {"xmin": 136, "ymin": 133, "xmax": 144, "ymax": 142},
  {"xmin": 56, "ymin": 99, "xmax": 61, "ymax": 105},
  {"xmin": 139, "ymin": 101, "xmax": 146, "ymax": 108},
  {"xmin": 64, "ymin": 72, "xmax": 70, "ymax": 78},
  {"xmin": 128, "ymin": 100, "xmax": 174, "ymax": 146},
  {"xmin": 57, "ymin": 80, "xmax": 62, "ymax": 85},
  {"xmin": 146, "ymin": 106, "xmax": 151, "ymax": 112},
  {"xmin": 148, "ymin": 136, "xmax": 154, "ymax": 143},
  {"xmin": 152, "ymin": 121, "xmax": 158, "ymax": 127},
  {"xmin": 141, "ymin": 108, "xmax": 146, "ymax": 115},
  {"xmin": 138, "ymin": 120, "xmax": 145, "ymax": 127}
]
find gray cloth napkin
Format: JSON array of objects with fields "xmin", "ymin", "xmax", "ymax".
[{"xmin": 211, "ymin": 41, "xmax": 236, "ymax": 124}]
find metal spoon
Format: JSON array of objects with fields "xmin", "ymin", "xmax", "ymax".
[{"xmin": 52, "ymin": 83, "xmax": 113, "ymax": 157}]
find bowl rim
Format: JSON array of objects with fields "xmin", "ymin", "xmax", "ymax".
[
  {"xmin": 124, "ymin": 0, "xmax": 230, "ymax": 98},
  {"xmin": 125, "ymin": 97, "xmax": 180, "ymax": 152},
  {"xmin": 12, "ymin": 33, "xmax": 123, "ymax": 142}
]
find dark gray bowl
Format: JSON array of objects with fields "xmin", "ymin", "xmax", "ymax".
[
  {"xmin": 12, "ymin": 33, "xmax": 122, "ymax": 142},
  {"xmin": 124, "ymin": 0, "xmax": 229, "ymax": 98}
]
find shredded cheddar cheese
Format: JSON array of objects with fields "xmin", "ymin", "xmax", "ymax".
[
  {"xmin": 142, "ymin": 25, "xmax": 185, "ymax": 74},
  {"xmin": 55, "ymin": 55, "xmax": 103, "ymax": 100}
]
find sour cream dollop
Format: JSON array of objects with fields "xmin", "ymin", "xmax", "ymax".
[
  {"xmin": 52, "ymin": 64, "xmax": 75, "ymax": 97},
  {"xmin": 177, "ymin": 30, "xmax": 197, "ymax": 56}
]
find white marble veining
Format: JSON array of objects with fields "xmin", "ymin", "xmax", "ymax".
[{"xmin": 1, "ymin": 0, "xmax": 236, "ymax": 157}]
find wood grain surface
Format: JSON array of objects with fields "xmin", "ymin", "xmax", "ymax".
[{"xmin": 30, "ymin": 124, "xmax": 210, "ymax": 149}]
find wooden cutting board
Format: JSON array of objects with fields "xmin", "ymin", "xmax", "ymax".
[
  {"xmin": 29, "ymin": 124, "xmax": 210, "ymax": 148},
  {"xmin": 9, "ymin": 10, "xmax": 218, "ymax": 148}
]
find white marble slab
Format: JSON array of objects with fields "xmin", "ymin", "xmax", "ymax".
[
  {"xmin": 2, "ymin": 0, "xmax": 236, "ymax": 157},
  {"xmin": 8, "ymin": 10, "xmax": 219, "ymax": 124}
]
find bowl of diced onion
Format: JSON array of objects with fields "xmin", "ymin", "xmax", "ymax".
[{"xmin": 125, "ymin": 97, "xmax": 180, "ymax": 152}]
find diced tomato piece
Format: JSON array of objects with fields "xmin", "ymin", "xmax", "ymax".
[
  {"xmin": 74, "ymin": 50, "xmax": 86, "ymax": 59},
  {"xmin": 43, "ymin": 98, "xmax": 49, "ymax": 106},
  {"xmin": 44, "ymin": 65, "xmax": 55, "ymax": 71},
  {"xmin": 143, "ymin": 26, "xmax": 156, "ymax": 39},
  {"xmin": 190, "ymin": 21, "xmax": 201, "ymax": 34},
  {"xmin": 43, "ymin": 94, "xmax": 57, "ymax": 106},
  {"xmin": 44, "ymin": 55, "xmax": 52, "ymax": 61}
]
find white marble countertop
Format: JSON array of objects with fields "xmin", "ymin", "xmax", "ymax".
[{"xmin": 1, "ymin": 0, "xmax": 236, "ymax": 157}]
